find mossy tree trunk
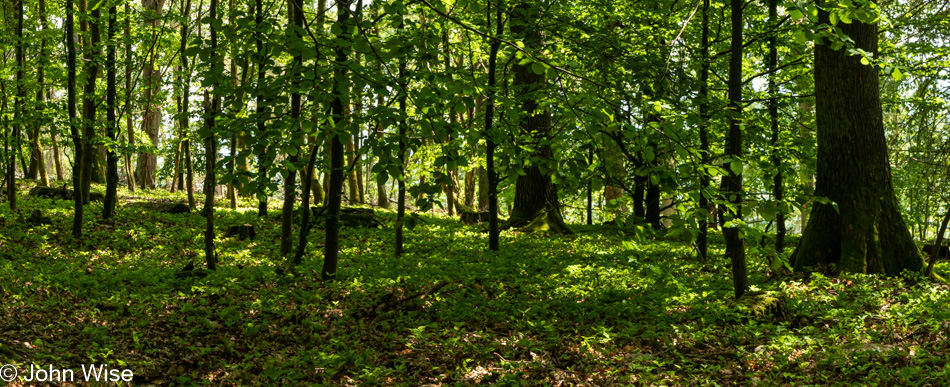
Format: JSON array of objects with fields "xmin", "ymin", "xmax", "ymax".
[
  {"xmin": 505, "ymin": 1, "xmax": 570, "ymax": 235},
  {"xmin": 791, "ymin": 5, "xmax": 924, "ymax": 275}
]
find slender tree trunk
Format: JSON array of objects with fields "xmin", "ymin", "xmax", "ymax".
[
  {"xmin": 792, "ymin": 5, "xmax": 924, "ymax": 275},
  {"xmin": 103, "ymin": 4, "xmax": 120, "ymax": 219},
  {"xmin": 31, "ymin": 0, "xmax": 50, "ymax": 187},
  {"xmin": 124, "ymin": 1, "xmax": 136, "ymax": 191},
  {"xmin": 323, "ymin": 0, "xmax": 351, "ymax": 279},
  {"xmin": 52, "ymin": 131, "xmax": 64, "ymax": 181},
  {"xmin": 697, "ymin": 0, "xmax": 711, "ymax": 262},
  {"xmin": 279, "ymin": 0, "xmax": 303, "ymax": 257},
  {"xmin": 9, "ymin": 0, "xmax": 26, "ymax": 209},
  {"xmin": 768, "ymin": 0, "xmax": 785, "ymax": 252},
  {"xmin": 724, "ymin": 0, "xmax": 747, "ymax": 298},
  {"xmin": 254, "ymin": 0, "xmax": 268, "ymax": 216},
  {"xmin": 67, "ymin": 0, "xmax": 84, "ymax": 237},
  {"xmin": 394, "ymin": 22, "xmax": 408, "ymax": 256},
  {"xmin": 346, "ymin": 135, "xmax": 359, "ymax": 203},
  {"xmin": 485, "ymin": 0, "xmax": 502, "ymax": 250},
  {"xmin": 203, "ymin": 0, "xmax": 222, "ymax": 270}
]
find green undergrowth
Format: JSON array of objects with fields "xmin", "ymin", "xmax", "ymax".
[{"xmin": 2, "ymin": 182, "xmax": 950, "ymax": 385}]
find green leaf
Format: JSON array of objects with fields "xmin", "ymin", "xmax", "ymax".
[
  {"xmin": 793, "ymin": 30, "xmax": 807, "ymax": 45},
  {"xmin": 892, "ymin": 68, "xmax": 904, "ymax": 81},
  {"xmin": 531, "ymin": 62, "xmax": 545, "ymax": 75},
  {"xmin": 789, "ymin": 9, "xmax": 804, "ymax": 20},
  {"xmin": 729, "ymin": 160, "xmax": 743, "ymax": 175}
]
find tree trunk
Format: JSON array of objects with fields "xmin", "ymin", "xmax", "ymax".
[
  {"xmin": 768, "ymin": 0, "xmax": 785, "ymax": 253},
  {"xmin": 323, "ymin": 0, "xmax": 350, "ymax": 279},
  {"xmin": 394, "ymin": 25, "xmax": 408, "ymax": 256},
  {"xmin": 791, "ymin": 7, "xmax": 924, "ymax": 275},
  {"xmin": 66, "ymin": 0, "xmax": 83, "ymax": 237},
  {"xmin": 124, "ymin": 0, "xmax": 136, "ymax": 191},
  {"xmin": 485, "ymin": 0, "xmax": 502, "ymax": 250},
  {"xmin": 103, "ymin": 4, "xmax": 119, "ymax": 219},
  {"xmin": 31, "ymin": 0, "xmax": 50, "ymax": 188},
  {"xmin": 505, "ymin": 2, "xmax": 570, "ymax": 234},
  {"xmin": 696, "ymin": 0, "xmax": 711, "ymax": 262},
  {"xmin": 80, "ymin": 0, "xmax": 102, "ymax": 205},
  {"xmin": 279, "ymin": 0, "xmax": 302, "ymax": 257},
  {"xmin": 9, "ymin": 0, "xmax": 25, "ymax": 209},
  {"xmin": 203, "ymin": 0, "xmax": 222, "ymax": 270},
  {"xmin": 723, "ymin": 0, "xmax": 747, "ymax": 298},
  {"xmin": 136, "ymin": 0, "xmax": 165, "ymax": 190}
]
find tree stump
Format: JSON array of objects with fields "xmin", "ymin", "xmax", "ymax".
[
  {"xmin": 162, "ymin": 203, "xmax": 191, "ymax": 214},
  {"xmin": 311, "ymin": 206, "xmax": 382, "ymax": 228},
  {"xmin": 29, "ymin": 186, "xmax": 104, "ymax": 202},
  {"xmin": 460, "ymin": 211, "xmax": 491, "ymax": 225},
  {"xmin": 223, "ymin": 224, "xmax": 256, "ymax": 240}
]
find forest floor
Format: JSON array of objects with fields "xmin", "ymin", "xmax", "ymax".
[{"xmin": 2, "ymin": 180, "xmax": 950, "ymax": 386}]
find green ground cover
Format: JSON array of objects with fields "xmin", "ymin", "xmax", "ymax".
[{"xmin": 2, "ymin": 182, "xmax": 950, "ymax": 385}]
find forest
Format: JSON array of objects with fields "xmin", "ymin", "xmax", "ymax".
[{"xmin": 1, "ymin": 0, "xmax": 950, "ymax": 384}]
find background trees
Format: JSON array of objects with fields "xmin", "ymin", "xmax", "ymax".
[{"xmin": 0, "ymin": 0, "xmax": 948, "ymax": 282}]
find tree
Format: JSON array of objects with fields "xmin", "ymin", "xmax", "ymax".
[
  {"xmin": 696, "ymin": 0, "xmax": 711, "ymax": 262},
  {"xmin": 723, "ymin": 0, "xmax": 747, "ymax": 298},
  {"xmin": 485, "ymin": 0, "xmax": 502, "ymax": 250},
  {"xmin": 792, "ymin": 2, "xmax": 924, "ymax": 275},
  {"xmin": 137, "ymin": 0, "xmax": 166, "ymax": 190},
  {"xmin": 505, "ymin": 1, "xmax": 571, "ymax": 234},
  {"xmin": 203, "ymin": 0, "xmax": 222, "ymax": 271},
  {"xmin": 767, "ymin": 0, "xmax": 785, "ymax": 253},
  {"xmin": 8, "ymin": 0, "xmax": 25, "ymax": 210},
  {"xmin": 103, "ymin": 1, "xmax": 120, "ymax": 219},
  {"xmin": 323, "ymin": 0, "xmax": 353, "ymax": 279},
  {"xmin": 67, "ymin": 0, "xmax": 84, "ymax": 237},
  {"xmin": 29, "ymin": 0, "xmax": 50, "ymax": 188}
]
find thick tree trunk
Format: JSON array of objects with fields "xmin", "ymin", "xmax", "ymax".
[
  {"xmin": 792, "ymin": 8, "xmax": 923, "ymax": 275},
  {"xmin": 505, "ymin": 2, "xmax": 570, "ymax": 234}
]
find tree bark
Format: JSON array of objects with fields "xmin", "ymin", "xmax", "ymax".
[
  {"xmin": 791, "ymin": 5, "xmax": 924, "ymax": 275},
  {"xmin": 203, "ymin": 0, "xmax": 221, "ymax": 270},
  {"xmin": 80, "ymin": 0, "xmax": 102, "ymax": 205},
  {"xmin": 697, "ymin": 0, "xmax": 711, "ymax": 262},
  {"xmin": 723, "ymin": 0, "xmax": 747, "ymax": 298},
  {"xmin": 136, "ymin": 0, "xmax": 166, "ymax": 190},
  {"xmin": 103, "ymin": 3, "xmax": 120, "ymax": 219},
  {"xmin": 279, "ymin": 0, "xmax": 302, "ymax": 257},
  {"xmin": 9, "ymin": 0, "xmax": 25, "ymax": 209},
  {"xmin": 768, "ymin": 0, "xmax": 785, "ymax": 252},
  {"xmin": 505, "ymin": 1, "xmax": 570, "ymax": 234},
  {"xmin": 124, "ymin": 0, "xmax": 137, "ymax": 191},
  {"xmin": 323, "ymin": 0, "xmax": 351, "ymax": 279},
  {"xmin": 485, "ymin": 0, "xmax": 502, "ymax": 250},
  {"xmin": 66, "ymin": 0, "xmax": 83, "ymax": 237},
  {"xmin": 31, "ymin": 0, "xmax": 50, "ymax": 187}
]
